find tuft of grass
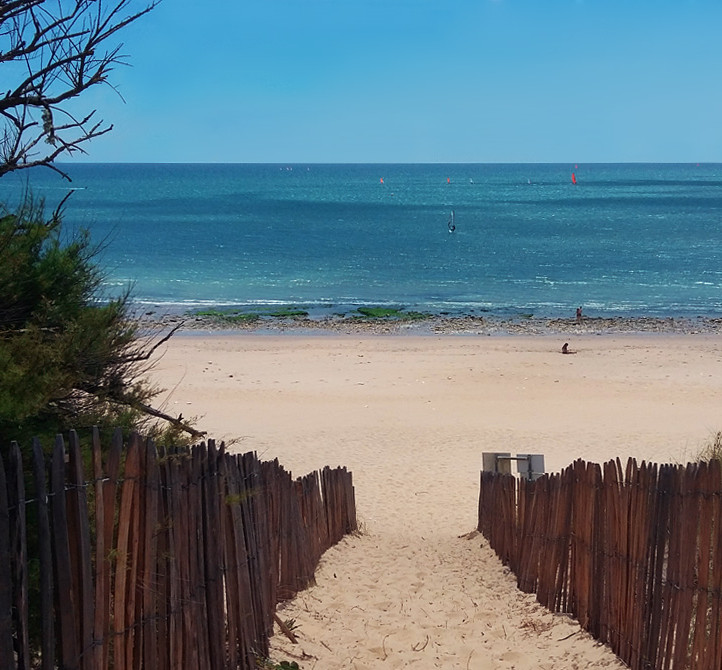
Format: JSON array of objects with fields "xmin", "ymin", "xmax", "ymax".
[
  {"xmin": 697, "ymin": 431, "xmax": 722, "ymax": 463},
  {"xmin": 352, "ymin": 518, "xmax": 368, "ymax": 537},
  {"xmin": 283, "ymin": 618, "xmax": 299, "ymax": 633}
]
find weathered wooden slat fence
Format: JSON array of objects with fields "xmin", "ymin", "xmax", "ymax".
[
  {"xmin": 479, "ymin": 457, "xmax": 722, "ymax": 670},
  {"xmin": 0, "ymin": 429, "xmax": 356, "ymax": 670}
]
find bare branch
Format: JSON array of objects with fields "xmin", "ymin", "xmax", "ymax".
[
  {"xmin": 63, "ymin": 386, "xmax": 207, "ymax": 439},
  {"xmin": 0, "ymin": 0, "xmax": 159, "ymax": 177},
  {"xmin": 133, "ymin": 401, "xmax": 207, "ymax": 440},
  {"xmin": 134, "ymin": 321, "xmax": 186, "ymax": 361}
]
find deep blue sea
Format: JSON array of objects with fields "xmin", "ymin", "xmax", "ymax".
[{"xmin": 2, "ymin": 162, "xmax": 722, "ymax": 318}]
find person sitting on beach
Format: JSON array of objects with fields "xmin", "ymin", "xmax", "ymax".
[{"xmin": 561, "ymin": 342, "xmax": 576, "ymax": 354}]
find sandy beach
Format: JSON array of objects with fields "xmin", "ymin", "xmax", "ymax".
[{"xmin": 148, "ymin": 330, "xmax": 722, "ymax": 669}]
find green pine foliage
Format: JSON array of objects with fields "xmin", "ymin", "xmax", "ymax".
[{"xmin": 0, "ymin": 196, "xmax": 159, "ymax": 446}]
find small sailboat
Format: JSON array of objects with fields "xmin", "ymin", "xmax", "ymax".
[
  {"xmin": 571, "ymin": 172, "xmax": 577, "ymax": 185},
  {"xmin": 448, "ymin": 210, "xmax": 456, "ymax": 233}
]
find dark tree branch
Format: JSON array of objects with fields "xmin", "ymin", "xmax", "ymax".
[
  {"xmin": 0, "ymin": 0, "xmax": 159, "ymax": 180},
  {"xmin": 134, "ymin": 401, "xmax": 207, "ymax": 440},
  {"xmin": 65, "ymin": 386, "xmax": 207, "ymax": 440}
]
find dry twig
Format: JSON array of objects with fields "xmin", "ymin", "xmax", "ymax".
[
  {"xmin": 557, "ymin": 629, "xmax": 580, "ymax": 642},
  {"xmin": 273, "ymin": 613, "xmax": 298, "ymax": 644},
  {"xmin": 412, "ymin": 635, "xmax": 430, "ymax": 652}
]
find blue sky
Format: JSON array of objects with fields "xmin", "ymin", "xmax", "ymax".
[{"xmin": 78, "ymin": 0, "xmax": 722, "ymax": 163}]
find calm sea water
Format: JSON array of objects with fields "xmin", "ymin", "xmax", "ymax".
[{"xmin": 2, "ymin": 162, "xmax": 722, "ymax": 318}]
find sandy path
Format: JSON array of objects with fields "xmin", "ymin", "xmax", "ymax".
[{"xmin": 149, "ymin": 333, "xmax": 722, "ymax": 669}]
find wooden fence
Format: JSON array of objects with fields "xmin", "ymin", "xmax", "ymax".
[
  {"xmin": 479, "ymin": 458, "xmax": 722, "ymax": 670},
  {"xmin": 0, "ymin": 429, "xmax": 357, "ymax": 670}
]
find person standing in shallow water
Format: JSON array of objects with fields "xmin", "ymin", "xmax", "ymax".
[{"xmin": 576, "ymin": 306, "xmax": 583, "ymax": 321}]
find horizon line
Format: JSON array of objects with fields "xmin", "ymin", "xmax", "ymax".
[{"xmin": 56, "ymin": 160, "xmax": 721, "ymax": 166}]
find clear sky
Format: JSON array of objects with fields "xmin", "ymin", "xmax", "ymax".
[{"xmin": 77, "ymin": 0, "xmax": 722, "ymax": 163}]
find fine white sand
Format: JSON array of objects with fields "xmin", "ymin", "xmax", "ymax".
[{"xmin": 149, "ymin": 333, "xmax": 722, "ymax": 669}]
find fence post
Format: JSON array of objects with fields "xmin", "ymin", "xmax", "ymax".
[
  {"xmin": 0, "ymin": 450, "xmax": 14, "ymax": 669},
  {"xmin": 67, "ymin": 430, "xmax": 95, "ymax": 670},
  {"xmin": 7, "ymin": 443, "xmax": 30, "ymax": 669},
  {"xmin": 50, "ymin": 434, "xmax": 81, "ymax": 669},
  {"xmin": 31, "ymin": 439, "xmax": 54, "ymax": 670}
]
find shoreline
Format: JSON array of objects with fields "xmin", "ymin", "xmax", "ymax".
[{"xmin": 139, "ymin": 311, "xmax": 722, "ymax": 337}]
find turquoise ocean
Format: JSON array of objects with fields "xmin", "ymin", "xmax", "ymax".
[{"xmin": 2, "ymin": 162, "xmax": 722, "ymax": 318}]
